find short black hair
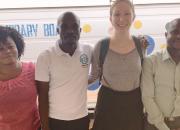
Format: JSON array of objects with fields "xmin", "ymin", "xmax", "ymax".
[
  {"xmin": 165, "ymin": 18, "xmax": 180, "ymax": 32},
  {"xmin": 57, "ymin": 11, "xmax": 80, "ymax": 26},
  {"xmin": 0, "ymin": 26, "xmax": 25, "ymax": 58}
]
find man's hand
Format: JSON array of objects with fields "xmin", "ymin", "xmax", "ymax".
[
  {"xmin": 138, "ymin": 35, "xmax": 149, "ymax": 49},
  {"xmin": 172, "ymin": 128, "xmax": 180, "ymax": 130}
]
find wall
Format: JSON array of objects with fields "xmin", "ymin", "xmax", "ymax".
[{"xmin": 0, "ymin": 3, "xmax": 180, "ymax": 108}]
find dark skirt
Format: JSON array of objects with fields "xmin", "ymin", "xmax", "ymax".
[{"xmin": 92, "ymin": 86, "xmax": 144, "ymax": 130}]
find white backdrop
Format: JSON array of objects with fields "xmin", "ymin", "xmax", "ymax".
[{"xmin": 0, "ymin": 0, "xmax": 179, "ymax": 8}]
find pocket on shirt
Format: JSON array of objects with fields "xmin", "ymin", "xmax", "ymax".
[{"xmin": 154, "ymin": 73, "xmax": 173, "ymax": 89}]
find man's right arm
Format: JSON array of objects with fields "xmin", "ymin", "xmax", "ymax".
[
  {"xmin": 35, "ymin": 50, "xmax": 51, "ymax": 130},
  {"xmin": 141, "ymin": 57, "xmax": 170, "ymax": 130},
  {"xmin": 36, "ymin": 81, "xmax": 50, "ymax": 130}
]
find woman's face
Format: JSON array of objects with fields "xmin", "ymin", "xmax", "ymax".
[
  {"xmin": 110, "ymin": 1, "xmax": 134, "ymax": 33},
  {"xmin": 0, "ymin": 37, "xmax": 18, "ymax": 65}
]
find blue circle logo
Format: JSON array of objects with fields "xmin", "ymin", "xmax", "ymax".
[
  {"xmin": 146, "ymin": 35, "xmax": 155, "ymax": 55},
  {"xmin": 88, "ymin": 80, "xmax": 100, "ymax": 91}
]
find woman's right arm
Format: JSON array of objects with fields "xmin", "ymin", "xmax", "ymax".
[{"xmin": 88, "ymin": 41, "xmax": 101, "ymax": 84}]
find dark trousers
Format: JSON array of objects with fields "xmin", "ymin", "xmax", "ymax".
[
  {"xmin": 92, "ymin": 86, "xmax": 144, "ymax": 130},
  {"xmin": 49, "ymin": 115, "xmax": 90, "ymax": 130},
  {"xmin": 144, "ymin": 116, "xmax": 180, "ymax": 130}
]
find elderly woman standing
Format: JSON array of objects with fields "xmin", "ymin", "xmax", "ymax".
[{"xmin": 0, "ymin": 26, "xmax": 40, "ymax": 130}]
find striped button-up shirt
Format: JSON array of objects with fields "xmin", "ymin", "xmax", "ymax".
[{"xmin": 141, "ymin": 49, "xmax": 180, "ymax": 130}]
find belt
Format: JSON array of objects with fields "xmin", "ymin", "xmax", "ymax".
[
  {"xmin": 164, "ymin": 116, "xmax": 180, "ymax": 122},
  {"xmin": 165, "ymin": 117, "xmax": 175, "ymax": 121},
  {"xmin": 164, "ymin": 116, "xmax": 180, "ymax": 129}
]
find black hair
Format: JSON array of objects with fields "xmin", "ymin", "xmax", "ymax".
[
  {"xmin": 0, "ymin": 26, "xmax": 25, "ymax": 58},
  {"xmin": 57, "ymin": 11, "xmax": 80, "ymax": 26},
  {"xmin": 165, "ymin": 18, "xmax": 180, "ymax": 32}
]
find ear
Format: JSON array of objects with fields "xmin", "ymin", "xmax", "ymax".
[{"xmin": 80, "ymin": 27, "xmax": 82, "ymax": 33}]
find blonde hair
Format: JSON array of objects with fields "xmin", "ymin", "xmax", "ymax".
[{"xmin": 110, "ymin": 0, "xmax": 135, "ymax": 18}]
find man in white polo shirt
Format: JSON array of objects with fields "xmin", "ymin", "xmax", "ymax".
[{"xmin": 35, "ymin": 12, "xmax": 91, "ymax": 130}]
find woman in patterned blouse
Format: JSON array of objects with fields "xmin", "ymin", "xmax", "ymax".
[{"xmin": 0, "ymin": 26, "xmax": 40, "ymax": 130}]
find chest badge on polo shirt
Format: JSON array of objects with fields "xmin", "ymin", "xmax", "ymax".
[{"xmin": 80, "ymin": 54, "xmax": 89, "ymax": 67}]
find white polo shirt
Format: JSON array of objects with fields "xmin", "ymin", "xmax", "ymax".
[{"xmin": 35, "ymin": 41, "xmax": 92, "ymax": 120}]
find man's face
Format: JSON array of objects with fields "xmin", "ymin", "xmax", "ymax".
[
  {"xmin": 166, "ymin": 19, "xmax": 180, "ymax": 50},
  {"xmin": 58, "ymin": 13, "xmax": 81, "ymax": 46}
]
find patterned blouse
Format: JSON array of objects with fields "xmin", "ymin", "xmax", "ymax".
[{"xmin": 0, "ymin": 62, "xmax": 40, "ymax": 130}]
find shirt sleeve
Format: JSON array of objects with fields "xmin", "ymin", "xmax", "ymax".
[
  {"xmin": 141, "ymin": 56, "xmax": 170, "ymax": 130},
  {"xmin": 35, "ymin": 50, "xmax": 50, "ymax": 82},
  {"xmin": 88, "ymin": 41, "xmax": 101, "ymax": 83}
]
